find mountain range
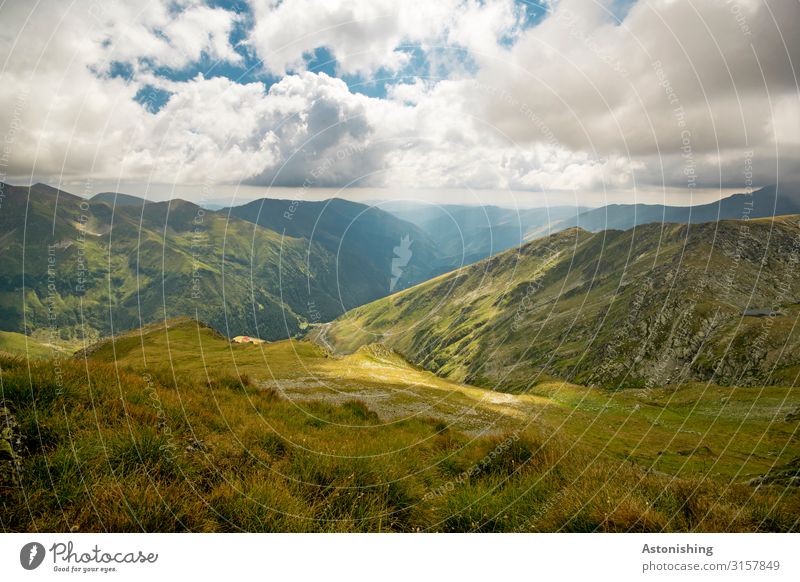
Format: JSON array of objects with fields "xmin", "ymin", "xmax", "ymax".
[
  {"xmin": 0, "ymin": 183, "xmax": 444, "ymax": 341},
  {"xmin": 3, "ymin": 181, "xmax": 799, "ymax": 533},
  {"xmin": 563, "ymin": 184, "xmax": 800, "ymax": 232},
  {"xmin": 378, "ymin": 184, "xmax": 800, "ymax": 264},
  {"xmin": 2, "ymin": 181, "xmax": 798, "ymax": 348}
]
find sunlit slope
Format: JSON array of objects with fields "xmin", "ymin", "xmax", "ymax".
[
  {"xmin": 2, "ymin": 316, "xmax": 794, "ymax": 531},
  {"xmin": 320, "ymin": 217, "xmax": 800, "ymax": 389},
  {"xmin": 81, "ymin": 318, "xmax": 800, "ymax": 482},
  {"xmin": 0, "ymin": 331, "xmax": 73, "ymax": 358}
]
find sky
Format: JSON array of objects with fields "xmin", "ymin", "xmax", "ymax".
[{"xmin": 0, "ymin": 0, "xmax": 797, "ymax": 207}]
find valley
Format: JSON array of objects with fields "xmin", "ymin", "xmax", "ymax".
[{"xmin": 2, "ymin": 0, "xmax": 799, "ymax": 561}]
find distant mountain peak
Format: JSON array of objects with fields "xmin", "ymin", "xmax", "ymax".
[{"xmin": 91, "ymin": 192, "xmax": 149, "ymax": 207}]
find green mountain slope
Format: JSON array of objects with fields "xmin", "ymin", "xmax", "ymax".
[
  {"xmin": 0, "ymin": 183, "xmax": 350, "ymax": 340},
  {"xmin": 91, "ymin": 191, "xmax": 149, "ymax": 208},
  {"xmin": 225, "ymin": 197, "xmax": 447, "ymax": 310},
  {"xmin": 319, "ymin": 216, "xmax": 800, "ymax": 390},
  {"xmin": 0, "ymin": 330, "xmax": 72, "ymax": 358}
]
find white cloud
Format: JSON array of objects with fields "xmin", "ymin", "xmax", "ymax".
[
  {"xmin": 476, "ymin": 0, "xmax": 800, "ymax": 188},
  {"xmin": 0, "ymin": 0, "xmax": 797, "ymax": 198},
  {"xmin": 92, "ymin": 1, "xmax": 242, "ymax": 72},
  {"xmin": 0, "ymin": 0, "xmax": 245, "ymax": 184},
  {"xmin": 244, "ymin": 0, "xmax": 526, "ymax": 76}
]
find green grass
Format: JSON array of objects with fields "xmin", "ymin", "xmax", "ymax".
[
  {"xmin": 0, "ymin": 331, "xmax": 80, "ymax": 359},
  {"xmin": 319, "ymin": 217, "xmax": 800, "ymax": 390},
  {"xmin": 2, "ymin": 318, "xmax": 797, "ymax": 532}
]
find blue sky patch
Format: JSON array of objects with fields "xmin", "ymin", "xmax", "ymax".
[
  {"xmin": 609, "ymin": 0, "xmax": 637, "ymax": 23},
  {"xmin": 135, "ymin": 85, "xmax": 172, "ymax": 113},
  {"xmin": 107, "ymin": 61, "xmax": 134, "ymax": 81},
  {"xmin": 105, "ymin": 0, "xmax": 554, "ymax": 103}
]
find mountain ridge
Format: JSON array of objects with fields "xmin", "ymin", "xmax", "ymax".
[
  {"xmin": 563, "ymin": 184, "xmax": 800, "ymax": 232},
  {"xmin": 0, "ymin": 183, "xmax": 458, "ymax": 341},
  {"xmin": 317, "ymin": 214, "xmax": 800, "ymax": 390},
  {"xmin": 0, "ymin": 182, "xmax": 345, "ymax": 340}
]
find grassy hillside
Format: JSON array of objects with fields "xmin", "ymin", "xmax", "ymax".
[
  {"xmin": 319, "ymin": 216, "xmax": 800, "ymax": 389},
  {"xmin": 2, "ymin": 318, "xmax": 796, "ymax": 532},
  {"xmin": 0, "ymin": 331, "xmax": 75, "ymax": 358},
  {"xmin": 0, "ymin": 183, "xmax": 394, "ymax": 341}
]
